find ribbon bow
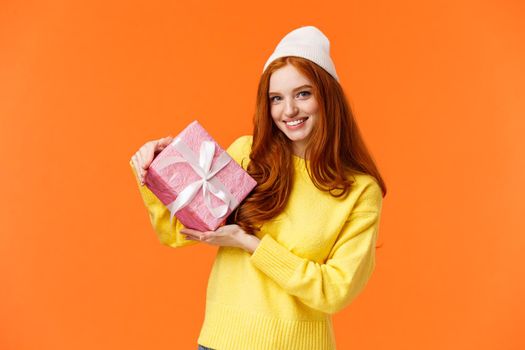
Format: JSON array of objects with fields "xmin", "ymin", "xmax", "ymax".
[{"xmin": 155, "ymin": 138, "xmax": 238, "ymax": 223}]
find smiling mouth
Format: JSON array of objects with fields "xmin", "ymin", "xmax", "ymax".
[{"xmin": 284, "ymin": 117, "xmax": 309, "ymax": 126}]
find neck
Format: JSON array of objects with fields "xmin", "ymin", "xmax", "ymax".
[{"xmin": 292, "ymin": 142, "xmax": 306, "ymax": 159}]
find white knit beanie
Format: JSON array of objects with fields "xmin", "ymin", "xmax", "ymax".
[{"xmin": 262, "ymin": 25, "xmax": 339, "ymax": 82}]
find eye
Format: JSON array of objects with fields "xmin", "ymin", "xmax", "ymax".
[
  {"xmin": 269, "ymin": 96, "xmax": 281, "ymax": 103},
  {"xmin": 297, "ymin": 91, "xmax": 311, "ymax": 98}
]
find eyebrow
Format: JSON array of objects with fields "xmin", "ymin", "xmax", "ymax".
[{"xmin": 268, "ymin": 84, "xmax": 313, "ymax": 95}]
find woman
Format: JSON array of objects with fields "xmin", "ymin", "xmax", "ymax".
[{"xmin": 130, "ymin": 26, "xmax": 386, "ymax": 350}]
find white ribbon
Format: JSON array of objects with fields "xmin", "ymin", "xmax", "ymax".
[{"xmin": 155, "ymin": 138, "xmax": 238, "ymax": 223}]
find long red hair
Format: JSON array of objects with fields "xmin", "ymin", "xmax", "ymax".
[{"xmin": 229, "ymin": 56, "xmax": 387, "ymax": 235}]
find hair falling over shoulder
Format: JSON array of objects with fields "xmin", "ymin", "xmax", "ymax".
[{"xmin": 228, "ymin": 57, "xmax": 387, "ymax": 236}]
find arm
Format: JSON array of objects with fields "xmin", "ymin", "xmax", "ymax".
[
  {"xmin": 129, "ymin": 160, "xmax": 198, "ymax": 248},
  {"xmin": 249, "ymin": 183, "xmax": 383, "ymax": 315}
]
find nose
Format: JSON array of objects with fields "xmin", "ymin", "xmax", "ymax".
[{"xmin": 283, "ymin": 98, "xmax": 298, "ymax": 117}]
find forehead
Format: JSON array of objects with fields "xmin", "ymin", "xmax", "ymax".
[{"xmin": 268, "ymin": 64, "xmax": 313, "ymax": 93}]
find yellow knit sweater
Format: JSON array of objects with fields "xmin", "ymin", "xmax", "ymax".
[{"xmin": 130, "ymin": 135, "xmax": 383, "ymax": 350}]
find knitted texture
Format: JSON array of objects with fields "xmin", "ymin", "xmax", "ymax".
[
  {"xmin": 263, "ymin": 25, "xmax": 340, "ymax": 82},
  {"xmin": 130, "ymin": 136, "xmax": 383, "ymax": 350}
]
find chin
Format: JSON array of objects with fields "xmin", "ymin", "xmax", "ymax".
[
  {"xmin": 287, "ymin": 134, "xmax": 309, "ymax": 143},
  {"xmin": 281, "ymin": 128, "xmax": 312, "ymax": 143}
]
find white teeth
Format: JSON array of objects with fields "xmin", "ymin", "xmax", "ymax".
[{"xmin": 285, "ymin": 118, "xmax": 307, "ymax": 126}]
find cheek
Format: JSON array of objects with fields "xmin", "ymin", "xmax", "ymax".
[
  {"xmin": 270, "ymin": 106, "xmax": 280, "ymax": 122},
  {"xmin": 307, "ymin": 100, "xmax": 320, "ymax": 114}
]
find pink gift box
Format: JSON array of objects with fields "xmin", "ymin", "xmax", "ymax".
[{"xmin": 144, "ymin": 120, "xmax": 257, "ymax": 232}]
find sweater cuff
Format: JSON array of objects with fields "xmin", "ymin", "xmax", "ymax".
[{"xmin": 250, "ymin": 234, "xmax": 303, "ymax": 287}]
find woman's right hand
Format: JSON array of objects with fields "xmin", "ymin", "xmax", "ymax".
[{"xmin": 131, "ymin": 136, "xmax": 174, "ymax": 185}]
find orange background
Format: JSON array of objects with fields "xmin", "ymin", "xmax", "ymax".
[{"xmin": 1, "ymin": 1, "xmax": 524, "ymax": 349}]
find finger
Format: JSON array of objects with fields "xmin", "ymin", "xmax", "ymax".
[
  {"xmin": 138, "ymin": 147, "xmax": 149, "ymax": 169},
  {"xmin": 134, "ymin": 153, "xmax": 145, "ymax": 183},
  {"xmin": 131, "ymin": 154, "xmax": 145, "ymax": 184},
  {"xmin": 138, "ymin": 147, "xmax": 154, "ymax": 181},
  {"xmin": 157, "ymin": 136, "xmax": 174, "ymax": 150},
  {"xmin": 180, "ymin": 228, "xmax": 202, "ymax": 235},
  {"xmin": 180, "ymin": 228, "xmax": 204, "ymax": 239},
  {"xmin": 131, "ymin": 154, "xmax": 137, "ymax": 170},
  {"xmin": 183, "ymin": 232, "xmax": 200, "ymax": 239},
  {"xmin": 130, "ymin": 155, "xmax": 141, "ymax": 183}
]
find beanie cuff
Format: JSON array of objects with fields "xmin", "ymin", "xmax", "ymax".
[{"xmin": 264, "ymin": 48, "xmax": 339, "ymax": 82}]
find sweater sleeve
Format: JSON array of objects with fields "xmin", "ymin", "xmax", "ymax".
[
  {"xmin": 129, "ymin": 159, "xmax": 197, "ymax": 248},
  {"xmin": 249, "ymin": 182, "xmax": 383, "ymax": 315}
]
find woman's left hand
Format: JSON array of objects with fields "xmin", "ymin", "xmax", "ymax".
[{"xmin": 181, "ymin": 224, "xmax": 260, "ymax": 253}]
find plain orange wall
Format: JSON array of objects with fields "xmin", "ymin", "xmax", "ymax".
[{"xmin": 1, "ymin": 0, "xmax": 524, "ymax": 349}]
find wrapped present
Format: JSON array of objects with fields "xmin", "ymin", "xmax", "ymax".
[{"xmin": 144, "ymin": 120, "xmax": 257, "ymax": 232}]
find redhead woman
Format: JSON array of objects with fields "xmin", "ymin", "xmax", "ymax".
[{"xmin": 130, "ymin": 25, "xmax": 387, "ymax": 350}]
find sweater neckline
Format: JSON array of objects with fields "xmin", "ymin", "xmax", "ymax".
[
  {"xmin": 292, "ymin": 154, "xmax": 308, "ymax": 161},
  {"xmin": 292, "ymin": 154, "xmax": 309, "ymax": 173}
]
